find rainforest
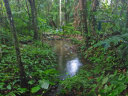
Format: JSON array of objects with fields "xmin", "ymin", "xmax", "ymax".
[{"xmin": 0, "ymin": 0, "xmax": 128, "ymax": 96}]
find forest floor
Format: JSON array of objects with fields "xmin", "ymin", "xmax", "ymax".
[
  {"xmin": 1, "ymin": 33, "xmax": 128, "ymax": 96},
  {"xmin": 43, "ymin": 34, "xmax": 128, "ymax": 96}
]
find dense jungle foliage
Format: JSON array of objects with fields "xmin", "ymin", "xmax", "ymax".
[{"xmin": 0, "ymin": 0, "xmax": 128, "ymax": 96}]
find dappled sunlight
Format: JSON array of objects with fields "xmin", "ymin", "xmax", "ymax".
[{"xmin": 102, "ymin": 0, "xmax": 111, "ymax": 5}]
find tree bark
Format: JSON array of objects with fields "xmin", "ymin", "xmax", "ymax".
[
  {"xmin": 25, "ymin": 0, "xmax": 31, "ymax": 18},
  {"xmin": 90, "ymin": 0, "xmax": 99, "ymax": 35},
  {"xmin": 59, "ymin": 0, "xmax": 62, "ymax": 26},
  {"xmin": 28, "ymin": 0, "xmax": 38, "ymax": 40},
  {"xmin": 3, "ymin": 0, "xmax": 27, "ymax": 87},
  {"xmin": 64, "ymin": 0, "xmax": 68, "ymax": 25},
  {"xmin": 0, "ymin": 1, "xmax": 3, "ymax": 15},
  {"xmin": 126, "ymin": 1, "xmax": 128, "ymax": 28},
  {"xmin": 80, "ymin": 0, "xmax": 89, "ymax": 48}
]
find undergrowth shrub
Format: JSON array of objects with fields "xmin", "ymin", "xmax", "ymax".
[
  {"xmin": 19, "ymin": 36, "xmax": 33, "ymax": 44},
  {"xmin": 0, "ymin": 28, "xmax": 13, "ymax": 45},
  {"xmin": 60, "ymin": 66, "xmax": 128, "ymax": 96},
  {"xmin": 0, "ymin": 41, "xmax": 59, "ymax": 96},
  {"xmin": 62, "ymin": 23, "xmax": 81, "ymax": 35},
  {"xmin": 60, "ymin": 33, "xmax": 128, "ymax": 96}
]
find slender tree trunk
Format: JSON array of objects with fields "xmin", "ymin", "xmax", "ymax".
[
  {"xmin": 80, "ymin": 0, "xmax": 89, "ymax": 48},
  {"xmin": 64, "ymin": 0, "xmax": 68, "ymax": 25},
  {"xmin": 73, "ymin": 0, "xmax": 81, "ymax": 30},
  {"xmin": 25, "ymin": 0, "xmax": 31, "ymax": 32},
  {"xmin": 0, "ymin": 1, "xmax": 3, "ymax": 15},
  {"xmin": 0, "ymin": 1, "xmax": 3, "ymax": 44},
  {"xmin": 90, "ymin": 0, "xmax": 99, "ymax": 35},
  {"xmin": 28, "ymin": 0, "xmax": 38, "ymax": 40},
  {"xmin": 126, "ymin": 1, "xmax": 128, "ymax": 28},
  {"xmin": 25, "ymin": 0, "xmax": 31, "ymax": 18},
  {"xmin": 59, "ymin": 0, "xmax": 62, "ymax": 26},
  {"xmin": 3, "ymin": 0, "xmax": 27, "ymax": 87}
]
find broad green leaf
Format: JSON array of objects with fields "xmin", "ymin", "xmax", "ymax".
[
  {"xmin": 1, "ymin": 45, "xmax": 7, "ymax": 48},
  {"xmin": 6, "ymin": 92, "xmax": 16, "ymax": 96},
  {"xmin": 39, "ymin": 80, "xmax": 49, "ymax": 89},
  {"xmin": 7, "ymin": 85, "xmax": 11, "ymax": 90},
  {"xmin": 0, "ymin": 83, "xmax": 5, "ymax": 89},
  {"xmin": 28, "ymin": 80, "xmax": 35, "ymax": 85},
  {"xmin": 31, "ymin": 85, "xmax": 40, "ymax": 93},
  {"xmin": 18, "ymin": 88, "xmax": 27, "ymax": 93},
  {"xmin": 104, "ymin": 84, "xmax": 108, "ymax": 93},
  {"xmin": 102, "ymin": 77, "xmax": 108, "ymax": 85}
]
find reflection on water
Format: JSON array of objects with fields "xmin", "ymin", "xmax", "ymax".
[
  {"xmin": 66, "ymin": 58, "xmax": 82, "ymax": 77},
  {"xmin": 45, "ymin": 40, "xmax": 83, "ymax": 79}
]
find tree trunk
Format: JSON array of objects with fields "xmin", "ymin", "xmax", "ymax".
[
  {"xmin": 3, "ymin": 0, "xmax": 27, "ymax": 87},
  {"xmin": 25, "ymin": 0, "xmax": 31, "ymax": 32},
  {"xmin": 0, "ymin": 1, "xmax": 3, "ymax": 15},
  {"xmin": 25, "ymin": 0, "xmax": 31, "ymax": 18},
  {"xmin": 59, "ymin": 0, "xmax": 62, "ymax": 26},
  {"xmin": 126, "ymin": 1, "xmax": 128, "ymax": 28},
  {"xmin": 28, "ymin": 0, "xmax": 38, "ymax": 40},
  {"xmin": 64, "ymin": 0, "xmax": 68, "ymax": 25},
  {"xmin": 80, "ymin": 0, "xmax": 89, "ymax": 48},
  {"xmin": 90, "ymin": 0, "xmax": 99, "ymax": 35}
]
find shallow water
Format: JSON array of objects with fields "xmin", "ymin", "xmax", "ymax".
[{"xmin": 45, "ymin": 40, "xmax": 83, "ymax": 79}]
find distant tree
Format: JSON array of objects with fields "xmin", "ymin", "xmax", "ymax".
[
  {"xmin": 28, "ymin": 0, "xmax": 38, "ymax": 40},
  {"xmin": 3, "ymin": 0, "xmax": 27, "ymax": 87}
]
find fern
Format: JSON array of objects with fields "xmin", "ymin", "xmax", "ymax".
[
  {"xmin": 92, "ymin": 33, "xmax": 128, "ymax": 62},
  {"xmin": 93, "ymin": 33, "xmax": 128, "ymax": 49}
]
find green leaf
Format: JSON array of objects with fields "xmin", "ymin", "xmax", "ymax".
[
  {"xmin": 18, "ymin": 88, "xmax": 27, "ymax": 93},
  {"xmin": 102, "ymin": 77, "xmax": 108, "ymax": 85},
  {"xmin": 31, "ymin": 85, "xmax": 40, "ymax": 93},
  {"xmin": 7, "ymin": 85, "xmax": 11, "ymax": 90},
  {"xmin": 104, "ymin": 84, "xmax": 108, "ymax": 93},
  {"xmin": 1, "ymin": 45, "xmax": 7, "ymax": 48},
  {"xmin": 28, "ymin": 80, "xmax": 35, "ymax": 85},
  {"xmin": 0, "ymin": 83, "xmax": 5, "ymax": 89},
  {"xmin": 6, "ymin": 92, "xmax": 16, "ymax": 96},
  {"xmin": 39, "ymin": 79, "xmax": 49, "ymax": 89}
]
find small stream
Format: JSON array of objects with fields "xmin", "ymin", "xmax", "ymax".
[
  {"xmin": 44, "ymin": 40, "xmax": 84, "ymax": 95},
  {"xmin": 45, "ymin": 40, "xmax": 83, "ymax": 79}
]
